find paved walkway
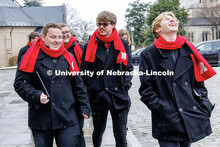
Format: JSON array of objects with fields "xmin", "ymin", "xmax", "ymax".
[
  {"xmin": 0, "ymin": 66, "xmax": 220, "ymax": 147},
  {"xmin": 0, "ymin": 69, "xmax": 137, "ymax": 147}
]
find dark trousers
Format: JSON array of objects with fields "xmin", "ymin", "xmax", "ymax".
[
  {"xmin": 77, "ymin": 116, "xmax": 86, "ymax": 147},
  {"xmin": 158, "ymin": 140, "xmax": 191, "ymax": 147},
  {"xmin": 31, "ymin": 123, "xmax": 80, "ymax": 147},
  {"xmin": 92, "ymin": 108, "xmax": 129, "ymax": 147}
]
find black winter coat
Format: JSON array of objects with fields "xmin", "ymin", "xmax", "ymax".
[
  {"xmin": 14, "ymin": 50, "xmax": 90, "ymax": 130},
  {"xmin": 66, "ymin": 42, "xmax": 84, "ymax": 66},
  {"xmin": 139, "ymin": 43, "xmax": 214, "ymax": 142},
  {"xmin": 17, "ymin": 45, "xmax": 30, "ymax": 64},
  {"xmin": 80, "ymin": 38, "xmax": 133, "ymax": 110},
  {"xmin": 66, "ymin": 41, "xmax": 88, "ymax": 116}
]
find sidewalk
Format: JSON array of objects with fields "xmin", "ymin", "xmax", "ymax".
[
  {"xmin": 0, "ymin": 69, "xmax": 140, "ymax": 147},
  {"xmin": 1, "ymin": 67, "xmax": 219, "ymax": 147}
]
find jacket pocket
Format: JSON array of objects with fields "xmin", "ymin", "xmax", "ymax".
[{"xmin": 193, "ymin": 88, "xmax": 215, "ymax": 117}]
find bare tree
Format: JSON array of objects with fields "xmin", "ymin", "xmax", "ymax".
[
  {"xmin": 197, "ymin": 4, "xmax": 220, "ymax": 39},
  {"xmin": 77, "ymin": 20, "xmax": 95, "ymax": 42},
  {"xmin": 64, "ymin": 4, "xmax": 95, "ymax": 42}
]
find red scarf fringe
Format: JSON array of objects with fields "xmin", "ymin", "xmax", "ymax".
[
  {"xmin": 154, "ymin": 35, "xmax": 216, "ymax": 82},
  {"xmin": 64, "ymin": 36, "xmax": 82, "ymax": 66}
]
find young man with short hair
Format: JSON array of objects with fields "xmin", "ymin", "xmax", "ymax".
[
  {"xmin": 60, "ymin": 24, "xmax": 83, "ymax": 66},
  {"xmin": 14, "ymin": 23, "xmax": 90, "ymax": 147},
  {"xmin": 139, "ymin": 12, "xmax": 216, "ymax": 147},
  {"xmin": 60, "ymin": 23, "xmax": 87, "ymax": 147},
  {"xmin": 80, "ymin": 11, "xmax": 133, "ymax": 147},
  {"xmin": 17, "ymin": 31, "xmax": 40, "ymax": 64}
]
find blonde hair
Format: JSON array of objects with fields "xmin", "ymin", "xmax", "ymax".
[
  {"xmin": 42, "ymin": 23, "xmax": 61, "ymax": 36},
  {"xmin": 118, "ymin": 29, "xmax": 131, "ymax": 45},
  {"xmin": 96, "ymin": 11, "xmax": 117, "ymax": 24},
  {"xmin": 152, "ymin": 11, "xmax": 179, "ymax": 38}
]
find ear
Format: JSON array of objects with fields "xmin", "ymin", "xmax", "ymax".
[
  {"xmin": 155, "ymin": 27, "xmax": 161, "ymax": 33},
  {"xmin": 112, "ymin": 23, "xmax": 116, "ymax": 28},
  {"xmin": 42, "ymin": 35, "xmax": 46, "ymax": 41}
]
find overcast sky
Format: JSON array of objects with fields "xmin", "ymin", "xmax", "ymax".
[{"xmin": 16, "ymin": 0, "xmax": 156, "ymax": 30}]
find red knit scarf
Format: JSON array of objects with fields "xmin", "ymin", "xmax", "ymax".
[
  {"xmin": 85, "ymin": 28, "xmax": 128, "ymax": 66},
  {"xmin": 154, "ymin": 35, "xmax": 216, "ymax": 82},
  {"xmin": 19, "ymin": 38, "xmax": 79, "ymax": 76},
  {"xmin": 64, "ymin": 36, "xmax": 82, "ymax": 65},
  {"xmin": 27, "ymin": 41, "xmax": 32, "ymax": 47}
]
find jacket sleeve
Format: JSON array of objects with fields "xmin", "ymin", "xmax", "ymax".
[
  {"xmin": 13, "ymin": 68, "xmax": 43, "ymax": 104},
  {"xmin": 80, "ymin": 43, "xmax": 95, "ymax": 88},
  {"xmin": 71, "ymin": 74, "xmax": 90, "ymax": 116},
  {"xmin": 122, "ymin": 39, "xmax": 133, "ymax": 90},
  {"xmin": 194, "ymin": 80, "xmax": 214, "ymax": 117},
  {"xmin": 139, "ymin": 51, "xmax": 164, "ymax": 113},
  {"xmin": 17, "ymin": 49, "xmax": 23, "ymax": 65}
]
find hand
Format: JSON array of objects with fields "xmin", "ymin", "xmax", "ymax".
[
  {"xmin": 82, "ymin": 113, "xmax": 89, "ymax": 119},
  {"xmin": 40, "ymin": 93, "xmax": 49, "ymax": 104}
]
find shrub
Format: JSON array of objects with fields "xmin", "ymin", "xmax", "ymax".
[{"xmin": 9, "ymin": 56, "xmax": 18, "ymax": 66}]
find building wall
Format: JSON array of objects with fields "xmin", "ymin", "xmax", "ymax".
[
  {"xmin": 184, "ymin": 25, "xmax": 215, "ymax": 44},
  {"xmin": 180, "ymin": 0, "xmax": 220, "ymax": 45},
  {"xmin": 180, "ymin": 0, "xmax": 200, "ymax": 9},
  {"xmin": 0, "ymin": 27, "xmax": 36, "ymax": 67},
  {"xmin": 180, "ymin": 0, "xmax": 220, "ymax": 18}
]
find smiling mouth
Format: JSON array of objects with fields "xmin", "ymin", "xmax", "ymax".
[{"xmin": 169, "ymin": 23, "xmax": 177, "ymax": 27}]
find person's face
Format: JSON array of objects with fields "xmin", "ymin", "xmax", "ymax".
[
  {"xmin": 156, "ymin": 15, "xmax": 178, "ymax": 36},
  {"xmin": 121, "ymin": 34, "xmax": 128, "ymax": 41},
  {"xmin": 30, "ymin": 36, "xmax": 39, "ymax": 44},
  {"xmin": 97, "ymin": 21, "xmax": 115, "ymax": 37},
  {"xmin": 61, "ymin": 26, "xmax": 71, "ymax": 44},
  {"xmin": 42, "ymin": 28, "xmax": 62, "ymax": 50}
]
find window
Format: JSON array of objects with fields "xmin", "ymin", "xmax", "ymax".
[
  {"xmin": 197, "ymin": 43, "xmax": 212, "ymax": 51},
  {"xmin": 216, "ymin": 30, "xmax": 220, "ymax": 39},
  {"xmin": 219, "ymin": 31, "xmax": 220, "ymax": 39},
  {"xmin": 202, "ymin": 32, "xmax": 209, "ymax": 41},
  {"xmin": 136, "ymin": 48, "xmax": 144, "ymax": 55},
  {"xmin": 187, "ymin": 32, "xmax": 194, "ymax": 42},
  {"xmin": 213, "ymin": 42, "xmax": 220, "ymax": 50}
]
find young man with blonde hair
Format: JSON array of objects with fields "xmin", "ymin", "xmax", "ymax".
[
  {"xmin": 80, "ymin": 11, "xmax": 133, "ymax": 147},
  {"xmin": 14, "ymin": 23, "xmax": 90, "ymax": 147},
  {"xmin": 139, "ymin": 11, "xmax": 216, "ymax": 147}
]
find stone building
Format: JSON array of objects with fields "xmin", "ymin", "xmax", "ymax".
[
  {"xmin": 0, "ymin": 0, "xmax": 66, "ymax": 67},
  {"xmin": 181, "ymin": 0, "xmax": 220, "ymax": 44}
]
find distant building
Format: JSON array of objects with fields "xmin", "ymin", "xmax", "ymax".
[
  {"xmin": 0, "ymin": 0, "xmax": 66, "ymax": 67},
  {"xmin": 180, "ymin": 0, "xmax": 220, "ymax": 44}
]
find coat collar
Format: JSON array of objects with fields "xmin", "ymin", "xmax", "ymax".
[
  {"xmin": 37, "ymin": 50, "xmax": 53, "ymax": 70},
  {"xmin": 159, "ymin": 43, "xmax": 194, "ymax": 81},
  {"xmin": 95, "ymin": 39, "xmax": 107, "ymax": 63},
  {"xmin": 95, "ymin": 38, "xmax": 120, "ymax": 68},
  {"xmin": 51, "ymin": 55, "xmax": 69, "ymax": 80},
  {"xmin": 37, "ymin": 50, "xmax": 69, "ymax": 80},
  {"xmin": 67, "ymin": 42, "xmax": 75, "ymax": 51},
  {"xmin": 157, "ymin": 43, "xmax": 193, "ymax": 57}
]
